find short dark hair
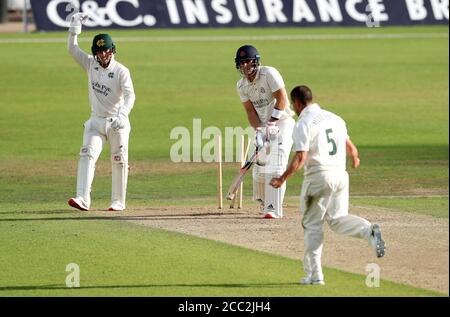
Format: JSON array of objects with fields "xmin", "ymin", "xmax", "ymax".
[{"xmin": 290, "ymin": 85, "xmax": 313, "ymax": 105}]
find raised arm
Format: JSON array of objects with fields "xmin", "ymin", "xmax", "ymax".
[{"xmin": 67, "ymin": 13, "xmax": 91, "ymax": 71}]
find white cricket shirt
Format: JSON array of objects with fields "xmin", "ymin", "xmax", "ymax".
[
  {"xmin": 68, "ymin": 33, "xmax": 135, "ymax": 119},
  {"xmin": 293, "ymin": 104, "xmax": 349, "ymax": 176},
  {"xmin": 237, "ymin": 66, "xmax": 294, "ymax": 125}
]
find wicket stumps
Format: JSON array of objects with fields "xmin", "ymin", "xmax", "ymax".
[{"xmin": 216, "ymin": 134, "xmax": 223, "ymax": 209}]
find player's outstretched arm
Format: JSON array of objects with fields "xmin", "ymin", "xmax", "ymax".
[
  {"xmin": 270, "ymin": 151, "xmax": 307, "ymax": 188},
  {"xmin": 346, "ymin": 138, "xmax": 360, "ymax": 168}
]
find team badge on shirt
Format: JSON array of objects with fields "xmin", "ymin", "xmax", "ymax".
[{"xmin": 108, "ymin": 72, "xmax": 114, "ymax": 78}]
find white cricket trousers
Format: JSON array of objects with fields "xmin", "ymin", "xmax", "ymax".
[
  {"xmin": 300, "ymin": 170, "xmax": 372, "ymax": 281},
  {"xmin": 75, "ymin": 115, "xmax": 130, "ymax": 209},
  {"xmin": 252, "ymin": 117, "xmax": 295, "ymax": 217}
]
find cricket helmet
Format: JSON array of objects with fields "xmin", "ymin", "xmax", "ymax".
[
  {"xmin": 235, "ymin": 45, "xmax": 261, "ymax": 69},
  {"xmin": 91, "ymin": 33, "xmax": 116, "ymax": 55}
]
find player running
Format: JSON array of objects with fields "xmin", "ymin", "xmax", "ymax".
[{"xmin": 271, "ymin": 85, "xmax": 386, "ymax": 285}]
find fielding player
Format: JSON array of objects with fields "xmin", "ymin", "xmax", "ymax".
[
  {"xmin": 235, "ymin": 45, "xmax": 295, "ymax": 219},
  {"xmin": 270, "ymin": 85, "xmax": 386, "ymax": 285},
  {"xmin": 67, "ymin": 13, "xmax": 135, "ymax": 212}
]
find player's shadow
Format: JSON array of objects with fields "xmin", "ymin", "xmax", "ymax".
[
  {"xmin": 0, "ymin": 212, "xmax": 256, "ymax": 222},
  {"xmin": 0, "ymin": 210, "xmax": 75, "ymax": 215},
  {"xmin": 0, "ymin": 282, "xmax": 300, "ymax": 292}
]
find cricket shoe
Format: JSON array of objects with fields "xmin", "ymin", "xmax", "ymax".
[
  {"xmin": 263, "ymin": 204, "xmax": 281, "ymax": 219},
  {"xmin": 369, "ymin": 224, "xmax": 386, "ymax": 258},
  {"xmin": 264, "ymin": 211, "xmax": 279, "ymax": 219},
  {"xmin": 108, "ymin": 201, "xmax": 125, "ymax": 212},
  {"xmin": 300, "ymin": 276, "xmax": 325, "ymax": 285},
  {"xmin": 68, "ymin": 197, "xmax": 89, "ymax": 211}
]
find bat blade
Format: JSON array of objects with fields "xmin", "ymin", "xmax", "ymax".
[
  {"xmin": 226, "ymin": 151, "xmax": 258, "ymax": 200},
  {"xmin": 226, "ymin": 172, "xmax": 246, "ymax": 200}
]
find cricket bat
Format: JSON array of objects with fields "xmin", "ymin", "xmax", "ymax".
[{"xmin": 226, "ymin": 150, "xmax": 259, "ymax": 200}]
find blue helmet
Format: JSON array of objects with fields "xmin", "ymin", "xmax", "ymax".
[{"xmin": 235, "ymin": 45, "xmax": 261, "ymax": 69}]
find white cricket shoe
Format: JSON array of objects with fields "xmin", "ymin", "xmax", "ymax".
[
  {"xmin": 263, "ymin": 204, "xmax": 282, "ymax": 219},
  {"xmin": 369, "ymin": 224, "xmax": 386, "ymax": 258},
  {"xmin": 108, "ymin": 201, "xmax": 125, "ymax": 212},
  {"xmin": 300, "ymin": 276, "xmax": 325, "ymax": 285},
  {"xmin": 68, "ymin": 197, "xmax": 89, "ymax": 211}
]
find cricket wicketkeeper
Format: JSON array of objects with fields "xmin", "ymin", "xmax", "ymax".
[
  {"xmin": 235, "ymin": 45, "xmax": 295, "ymax": 219},
  {"xmin": 67, "ymin": 13, "xmax": 135, "ymax": 212}
]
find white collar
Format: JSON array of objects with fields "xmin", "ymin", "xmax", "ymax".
[
  {"xmin": 96, "ymin": 56, "xmax": 116, "ymax": 70},
  {"xmin": 299, "ymin": 103, "xmax": 320, "ymax": 118}
]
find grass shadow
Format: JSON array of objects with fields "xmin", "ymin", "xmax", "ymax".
[
  {"xmin": 0, "ymin": 210, "xmax": 75, "ymax": 215},
  {"xmin": 0, "ymin": 282, "xmax": 301, "ymax": 292},
  {"xmin": 0, "ymin": 212, "xmax": 259, "ymax": 222}
]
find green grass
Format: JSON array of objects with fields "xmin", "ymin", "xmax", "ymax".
[
  {"xmin": 0, "ymin": 203, "xmax": 443, "ymax": 297},
  {"xmin": 0, "ymin": 26, "xmax": 448, "ymax": 161},
  {"xmin": 0, "ymin": 26, "xmax": 448, "ymax": 296},
  {"xmin": 0, "ymin": 154, "xmax": 447, "ymax": 205},
  {"xmin": 350, "ymin": 196, "xmax": 449, "ymax": 218}
]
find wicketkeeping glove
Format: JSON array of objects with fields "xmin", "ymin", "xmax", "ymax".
[
  {"xmin": 111, "ymin": 107, "xmax": 128, "ymax": 131},
  {"xmin": 111, "ymin": 116, "xmax": 126, "ymax": 131},
  {"xmin": 68, "ymin": 13, "xmax": 89, "ymax": 35}
]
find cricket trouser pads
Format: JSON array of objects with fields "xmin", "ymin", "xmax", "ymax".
[
  {"xmin": 111, "ymin": 147, "xmax": 128, "ymax": 210},
  {"xmin": 264, "ymin": 173, "xmax": 286, "ymax": 218},
  {"xmin": 252, "ymin": 165, "xmax": 266, "ymax": 203},
  {"xmin": 106, "ymin": 117, "xmax": 131, "ymax": 210},
  {"xmin": 76, "ymin": 145, "xmax": 100, "ymax": 208},
  {"xmin": 253, "ymin": 117, "xmax": 294, "ymax": 218}
]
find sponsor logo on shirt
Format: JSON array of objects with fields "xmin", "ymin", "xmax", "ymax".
[
  {"xmin": 91, "ymin": 81, "xmax": 112, "ymax": 97},
  {"xmin": 253, "ymin": 99, "xmax": 269, "ymax": 109}
]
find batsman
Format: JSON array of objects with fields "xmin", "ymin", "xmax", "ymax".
[
  {"xmin": 67, "ymin": 13, "xmax": 136, "ymax": 212},
  {"xmin": 235, "ymin": 45, "xmax": 295, "ymax": 219}
]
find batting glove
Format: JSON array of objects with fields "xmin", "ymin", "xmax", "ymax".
[
  {"xmin": 265, "ymin": 122, "xmax": 279, "ymax": 142},
  {"xmin": 255, "ymin": 127, "xmax": 266, "ymax": 150}
]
